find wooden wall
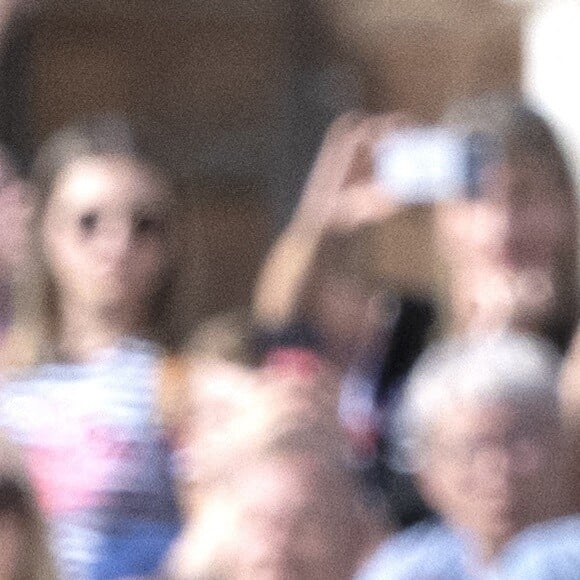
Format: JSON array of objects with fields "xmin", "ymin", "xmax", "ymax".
[{"xmin": 320, "ymin": 0, "xmax": 523, "ymax": 119}]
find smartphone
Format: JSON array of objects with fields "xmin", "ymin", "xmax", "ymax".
[{"xmin": 375, "ymin": 127, "xmax": 501, "ymax": 204}]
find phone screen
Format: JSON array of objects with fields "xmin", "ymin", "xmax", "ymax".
[{"xmin": 375, "ymin": 128, "xmax": 501, "ymax": 204}]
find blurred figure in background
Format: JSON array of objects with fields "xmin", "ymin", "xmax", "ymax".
[
  {"xmin": 0, "ymin": 115, "xmax": 196, "ymax": 578},
  {"xmin": 226, "ymin": 440, "xmax": 377, "ymax": 580},
  {"xmin": 253, "ymin": 113, "xmax": 433, "ymax": 524},
  {"xmin": 357, "ymin": 332, "xmax": 569, "ymax": 579},
  {"xmin": 165, "ymin": 355, "xmax": 383, "ymax": 579},
  {"xmin": 0, "ymin": 2, "xmax": 37, "ymax": 347},
  {"xmin": 437, "ymin": 93, "xmax": 578, "ymax": 350}
]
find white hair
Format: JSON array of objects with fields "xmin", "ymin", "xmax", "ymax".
[{"xmin": 395, "ymin": 331, "xmax": 563, "ymax": 472}]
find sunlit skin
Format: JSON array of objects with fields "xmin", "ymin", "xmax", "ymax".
[
  {"xmin": 41, "ymin": 155, "xmax": 172, "ymax": 361},
  {"xmin": 418, "ymin": 400, "xmax": 563, "ymax": 564}
]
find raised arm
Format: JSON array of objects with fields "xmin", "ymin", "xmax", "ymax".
[
  {"xmin": 253, "ymin": 113, "xmax": 362, "ymax": 330},
  {"xmin": 253, "ymin": 113, "xmax": 403, "ymax": 332}
]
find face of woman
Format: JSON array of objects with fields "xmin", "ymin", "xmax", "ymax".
[
  {"xmin": 437, "ymin": 154, "xmax": 576, "ymax": 334},
  {"xmin": 420, "ymin": 400, "xmax": 562, "ymax": 555},
  {"xmin": 41, "ymin": 155, "xmax": 172, "ymax": 318}
]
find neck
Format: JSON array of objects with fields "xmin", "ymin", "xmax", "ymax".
[
  {"xmin": 57, "ymin": 299, "xmax": 150, "ymax": 363},
  {"xmin": 474, "ymin": 534, "xmax": 506, "ymax": 566}
]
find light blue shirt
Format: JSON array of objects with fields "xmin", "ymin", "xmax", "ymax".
[
  {"xmin": 355, "ymin": 520, "xmax": 478, "ymax": 580},
  {"xmin": 356, "ymin": 516, "xmax": 580, "ymax": 580},
  {"xmin": 499, "ymin": 515, "xmax": 580, "ymax": 579}
]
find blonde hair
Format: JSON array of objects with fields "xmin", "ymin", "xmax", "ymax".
[{"xmin": 188, "ymin": 309, "xmax": 257, "ymax": 366}]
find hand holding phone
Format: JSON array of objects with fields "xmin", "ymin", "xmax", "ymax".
[
  {"xmin": 292, "ymin": 112, "xmax": 417, "ymax": 235},
  {"xmin": 375, "ymin": 128, "xmax": 501, "ymax": 205}
]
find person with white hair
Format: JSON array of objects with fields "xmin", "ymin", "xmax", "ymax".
[{"xmin": 356, "ymin": 331, "xmax": 571, "ymax": 579}]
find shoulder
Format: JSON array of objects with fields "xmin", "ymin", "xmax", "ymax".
[
  {"xmin": 508, "ymin": 514, "xmax": 580, "ymax": 552},
  {"xmin": 355, "ymin": 520, "xmax": 466, "ymax": 580},
  {"xmin": 0, "ymin": 339, "xmax": 163, "ymax": 412},
  {"xmin": 0, "ymin": 362, "xmax": 64, "ymax": 440},
  {"xmin": 0, "ymin": 362, "xmax": 56, "ymax": 401},
  {"xmin": 500, "ymin": 515, "xmax": 580, "ymax": 579}
]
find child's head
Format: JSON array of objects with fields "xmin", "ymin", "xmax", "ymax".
[{"xmin": 7, "ymin": 115, "xmax": 190, "ymax": 364}]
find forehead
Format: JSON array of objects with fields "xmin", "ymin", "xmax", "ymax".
[
  {"xmin": 237, "ymin": 456, "xmax": 332, "ymax": 511},
  {"xmin": 48, "ymin": 155, "xmax": 169, "ymax": 213},
  {"xmin": 432, "ymin": 399, "xmax": 540, "ymax": 444},
  {"xmin": 239, "ymin": 458, "xmax": 311, "ymax": 497}
]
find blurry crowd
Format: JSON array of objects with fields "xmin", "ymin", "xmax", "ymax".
[{"xmin": 0, "ymin": 9, "xmax": 578, "ymax": 580}]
